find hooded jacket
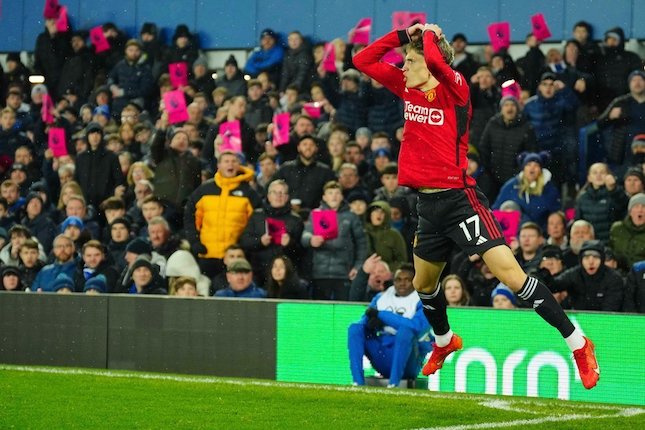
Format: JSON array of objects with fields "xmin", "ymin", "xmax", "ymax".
[
  {"xmin": 553, "ymin": 240, "xmax": 624, "ymax": 311},
  {"xmin": 609, "ymin": 215, "xmax": 645, "ymax": 267},
  {"xmin": 75, "ymin": 140, "xmax": 126, "ymax": 207},
  {"xmin": 364, "ymin": 201, "xmax": 408, "ymax": 272},
  {"xmin": 165, "ymin": 250, "xmax": 212, "ymax": 297},
  {"xmin": 301, "ymin": 201, "xmax": 368, "ymax": 280},
  {"xmin": 184, "ymin": 166, "xmax": 262, "ymax": 259},
  {"xmin": 492, "ymin": 168, "xmax": 561, "ymax": 231}
]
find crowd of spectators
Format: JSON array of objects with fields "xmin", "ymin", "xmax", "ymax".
[{"xmin": 0, "ymin": 15, "xmax": 643, "ymax": 313}]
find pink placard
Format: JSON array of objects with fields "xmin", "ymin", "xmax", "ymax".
[
  {"xmin": 162, "ymin": 89, "xmax": 189, "ymax": 124},
  {"xmin": 168, "ymin": 62, "xmax": 189, "ymax": 88},
  {"xmin": 493, "ymin": 210, "xmax": 521, "ymax": 246},
  {"xmin": 90, "ymin": 26, "xmax": 110, "ymax": 53},
  {"xmin": 219, "ymin": 120, "xmax": 242, "ymax": 153},
  {"xmin": 487, "ymin": 22, "xmax": 511, "ymax": 53},
  {"xmin": 531, "ymin": 13, "xmax": 552, "ymax": 41},
  {"xmin": 350, "ymin": 18, "xmax": 372, "ymax": 45},
  {"xmin": 43, "ymin": 0, "xmax": 60, "ymax": 19},
  {"xmin": 55, "ymin": 6, "xmax": 68, "ymax": 32},
  {"xmin": 391, "ymin": 11, "xmax": 427, "ymax": 30},
  {"xmin": 501, "ymin": 79, "xmax": 521, "ymax": 100},
  {"xmin": 312, "ymin": 209, "xmax": 338, "ymax": 240},
  {"xmin": 303, "ymin": 102, "xmax": 322, "ymax": 119},
  {"xmin": 272, "ymin": 113, "xmax": 290, "ymax": 147},
  {"xmin": 322, "ymin": 43, "xmax": 336, "ymax": 73},
  {"xmin": 266, "ymin": 218, "xmax": 287, "ymax": 245},
  {"xmin": 41, "ymin": 93, "xmax": 54, "ymax": 124},
  {"xmin": 565, "ymin": 208, "xmax": 575, "ymax": 222},
  {"xmin": 48, "ymin": 127, "xmax": 68, "ymax": 157},
  {"xmin": 382, "ymin": 49, "xmax": 404, "ymax": 66}
]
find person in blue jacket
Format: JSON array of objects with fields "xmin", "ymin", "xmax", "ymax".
[
  {"xmin": 347, "ymin": 263, "xmax": 432, "ymax": 388},
  {"xmin": 214, "ymin": 258, "xmax": 267, "ymax": 299},
  {"xmin": 244, "ymin": 29, "xmax": 284, "ymax": 84}
]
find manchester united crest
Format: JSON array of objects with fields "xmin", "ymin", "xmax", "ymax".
[{"xmin": 424, "ymin": 88, "xmax": 436, "ymax": 102}]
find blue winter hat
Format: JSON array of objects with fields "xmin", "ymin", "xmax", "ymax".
[
  {"xmin": 84, "ymin": 274, "xmax": 107, "ymax": 293},
  {"xmin": 373, "ymin": 148, "xmax": 391, "ymax": 159},
  {"xmin": 61, "ymin": 216, "xmax": 84, "ymax": 233},
  {"xmin": 491, "ymin": 283, "xmax": 517, "ymax": 305},
  {"xmin": 52, "ymin": 273, "xmax": 75, "ymax": 292},
  {"xmin": 518, "ymin": 151, "xmax": 549, "ymax": 169},
  {"xmin": 93, "ymin": 104, "xmax": 110, "ymax": 119},
  {"xmin": 628, "ymin": 70, "xmax": 645, "ymax": 84}
]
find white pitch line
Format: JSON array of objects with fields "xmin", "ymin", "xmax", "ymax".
[
  {"xmin": 412, "ymin": 408, "xmax": 644, "ymax": 430},
  {"xmin": 1, "ymin": 364, "xmax": 641, "ymax": 418}
]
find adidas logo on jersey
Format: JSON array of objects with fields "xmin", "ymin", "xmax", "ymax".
[{"xmin": 476, "ymin": 236, "xmax": 488, "ymax": 245}]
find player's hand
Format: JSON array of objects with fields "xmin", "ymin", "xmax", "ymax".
[
  {"xmin": 406, "ymin": 23, "xmax": 425, "ymax": 42},
  {"xmin": 423, "ymin": 23, "xmax": 443, "ymax": 38}
]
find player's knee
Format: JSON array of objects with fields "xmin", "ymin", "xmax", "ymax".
[
  {"xmin": 496, "ymin": 271, "xmax": 527, "ymax": 292},
  {"xmin": 413, "ymin": 276, "xmax": 439, "ymax": 294}
]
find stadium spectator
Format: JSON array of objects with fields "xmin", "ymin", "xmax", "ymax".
[
  {"xmin": 546, "ymin": 211, "xmax": 568, "ymax": 250},
  {"xmin": 609, "ymin": 193, "xmax": 645, "ymax": 267},
  {"xmin": 372, "ymin": 163, "xmax": 416, "ymax": 217},
  {"xmin": 83, "ymin": 274, "xmax": 107, "ymax": 295},
  {"xmin": 150, "ymin": 127, "xmax": 201, "ymax": 210},
  {"xmin": 168, "ymin": 276, "xmax": 198, "ymax": 297},
  {"xmin": 478, "ymin": 96, "xmax": 537, "ymax": 201},
  {"xmin": 491, "ymin": 283, "xmax": 517, "ymax": 309},
  {"xmin": 21, "ymin": 192, "xmax": 57, "ymax": 254},
  {"xmin": 570, "ymin": 21, "xmax": 600, "ymax": 75},
  {"xmin": 597, "ymin": 72, "xmax": 645, "ymax": 174},
  {"xmin": 348, "ymin": 263, "xmax": 431, "ymax": 388},
  {"xmin": 73, "ymin": 240, "xmax": 119, "ymax": 293},
  {"xmin": 442, "ymin": 274, "xmax": 470, "ymax": 307},
  {"xmin": 17, "ymin": 238, "xmax": 44, "ymax": 290},
  {"xmin": 364, "ymin": 201, "xmax": 408, "ymax": 272},
  {"xmin": 0, "ymin": 224, "xmax": 45, "ymax": 266},
  {"xmin": 536, "ymin": 245, "xmax": 567, "ymax": 305},
  {"xmin": 272, "ymin": 135, "xmax": 335, "ymax": 214},
  {"xmin": 450, "ymin": 33, "xmax": 479, "ymax": 81},
  {"xmin": 118, "ymin": 255, "xmax": 167, "ymax": 295},
  {"xmin": 264, "ymin": 255, "xmax": 309, "ymax": 299},
  {"xmin": 106, "ymin": 217, "xmax": 131, "ymax": 274},
  {"xmin": 239, "ymin": 179, "xmax": 304, "ymax": 284},
  {"xmin": 214, "ymin": 258, "xmax": 267, "ymax": 298},
  {"xmin": 623, "ymin": 260, "xmax": 645, "ymax": 313},
  {"xmin": 516, "ymin": 33, "xmax": 546, "ymax": 96},
  {"xmin": 575, "ymin": 163, "xmax": 624, "ymax": 242},
  {"xmin": 166, "ymin": 24, "xmax": 200, "ymax": 70},
  {"xmin": 0, "ymin": 265, "xmax": 23, "ymax": 291},
  {"xmin": 301, "ymin": 181, "xmax": 367, "ymax": 300},
  {"xmin": 184, "ymin": 151, "xmax": 261, "ymax": 278},
  {"xmin": 52, "ymin": 273, "xmax": 75, "ymax": 294},
  {"xmin": 245, "ymin": 79, "xmax": 274, "ymax": 130},
  {"xmin": 31, "ymin": 234, "xmax": 77, "ymax": 292},
  {"xmin": 34, "ymin": 18, "xmax": 72, "ymax": 99},
  {"xmin": 244, "ymin": 28, "xmax": 284, "ymax": 84},
  {"xmin": 204, "ymin": 96, "xmax": 259, "ymax": 165},
  {"xmin": 563, "ymin": 220, "xmax": 596, "ymax": 269},
  {"xmin": 216, "ymin": 55, "xmax": 246, "ymax": 97},
  {"xmin": 552, "ymin": 240, "xmax": 624, "ymax": 311},
  {"xmin": 0, "ymin": 108, "xmax": 31, "ymax": 162},
  {"xmin": 139, "ymin": 22, "xmax": 167, "ymax": 80},
  {"xmin": 107, "ymin": 39, "xmax": 154, "ymax": 115},
  {"xmin": 515, "ymin": 222, "xmax": 544, "ymax": 272},
  {"xmin": 349, "ymin": 253, "xmax": 393, "ymax": 302},
  {"xmin": 74, "ymin": 122, "xmax": 125, "ymax": 209},
  {"xmin": 148, "ymin": 215, "xmax": 188, "ymax": 265},
  {"xmin": 165, "ymin": 249, "xmax": 211, "ymax": 297},
  {"xmin": 493, "ymin": 152, "xmax": 561, "ymax": 231},
  {"xmin": 469, "ymin": 66, "xmax": 500, "ymax": 148},
  {"xmin": 522, "ymin": 72, "xmax": 578, "ymax": 184},
  {"xmin": 57, "ymin": 30, "xmax": 95, "ymax": 100},
  {"xmin": 191, "ymin": 59, "xmax": 215, "ymax": 100},
  {"xmin": 279, "ymin": 31, "xmax": 313, "ymax": 93},
  {"xmin": 4, "ymin": 53, "xmax": 30, "ymax": 96}
]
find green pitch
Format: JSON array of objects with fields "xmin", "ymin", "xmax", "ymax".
[{"xmin": 1, "ymin": 365, "xmax": 643, "ymax": 429}]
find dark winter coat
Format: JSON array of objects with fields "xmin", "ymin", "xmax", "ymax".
[
  {"xmin": 575, "ymin": 185, "xmax": 625, "ymax": 242},
  {"xmin": 73, "ymin": 259, "xmax": 119, "ymax": 293},
  {"xmin": 334, "ymin": 90, "xmax": 368, "ymax": 136},
  {"xmin": 57, "ymin": 47, "xmax": 95, "ymax": 99},
  {"xmin": 609, "ymin": 216, "xmax": 645, "ymax": 267},
  {"xmin": 364, "ymin": 85, "xmax": 404, "ymax": 137},
  {"xmin": 279, "ymin": 44, "xmax": 314, "ymax": 92},
  {"xmin": 272, "ymin": 158, "xmax": 336, "ymax": 211},
  {"xmin": 34, "ymin": 30, "xmax": 72, "ymax": 97},
  {"xmin": 522, "ymin": 86, "xmax": 578, "ymax": 154},
  {"xmin": 74, "ymin": 143, "xmax": 126, "ymax": 207},
  {"xmin": 21, "ymin": 213, "xmax": 57, "ymax": 254},
  {"xmin": 469, "ymin": 84, "xmax": 501, "ymax": 147},
  {"xmin": 623, "ymin": 260, "xmax": 645, "ymax": 313},
  {"xmin": 364, "ymin": 201, "xmax": 408, "ymax": 272}
]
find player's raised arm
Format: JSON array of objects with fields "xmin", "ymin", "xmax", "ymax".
[{"xmin": 421, "ymin": 24, "xmax": 469, "ymax": 105}]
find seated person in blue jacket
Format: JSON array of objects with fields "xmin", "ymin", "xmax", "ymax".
[
  {"xmin": 347, "ymin": 263, "xmax": 432, "ymax": 388},
  {"xmin": 214, "ymin": 258, "xmax": 267, "ymax": 299}
]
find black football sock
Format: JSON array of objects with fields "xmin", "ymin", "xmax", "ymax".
[
  {"xmin": 517, "ymin": 276, "xmax": 575, "ymax": 338},
  {"xmin": 418, "ymin": 285, "xmax": 450, "ymax": 336}
]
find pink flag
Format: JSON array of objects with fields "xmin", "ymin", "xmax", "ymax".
[
  {"xmin": 382, "ymin": 49, "xmax": 404, "ymax": 66},
  {"xmin": 531, "ymin": 13, "xmax": 552, "ymax": 41},
  {"xmin": 391, "ymin": 11, "xmax": 427, "ymax": 30},
  {"xmin": 565, "ymin": 208, "xmax": 576, "ymax": 222},
  {"xmin": 168, "ymin": 62, "xmax": 189, "ymax": 88},
  {"xmin": 487, "ymin": 22, "xmax": 511, "ymax": 53},
  {"xmin": 493, "ymin": 210, "xmax": 521, "ymax": 246},
  {"xmin": 90, "ymin": 26, "xmax": 110, "ymax": 53},
  {"xmin": 41, "ymin": 93, "xmax": 54, "ymax": 124},
  {"xmin": 162, "ymin": 89, "xmax": 189, "ymax": 124},
  {"xmin": 272, "ymin": 113, "xmax": 290, "ymax": 147},
  {"xmin": 55, "ymin": 6, "xmax": 68, "ymax": 32},
  {"xmin": 43, "ymin": 0, "xmax": 60, "ymax": 19},
  {"xmin": 312, "ymin": 209, "xmax": 339, "ymax": 240},
  {"xmin": 350, "ymin": 18, "xmax": 372, "ymax": 45},
  {"xmin": 501, "ymin": 79, "xmax": 521, "ymax": 100},
  {"xmin": 219, "ymin": 120, "xmax": 242, "ymax": 153},
  {"xmin": 266, "ymin": 218, "xmax": 287, "ymax": 245},
  {"xmin": 322, "ymin": 42, "xmax": 336, "ymax": 73},
  {"xmin": 303, "ymin": 102, "xmax": 322, "ymax": 119},
  {"xmin": 48, "ymin": 127, "xmax": 68, "ymax": 157}
]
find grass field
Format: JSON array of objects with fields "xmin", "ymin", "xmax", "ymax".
[{"xmin": 1, "ymin": 365, "xmax": 643, "ymax": 430}]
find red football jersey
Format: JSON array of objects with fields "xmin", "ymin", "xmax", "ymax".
[{"xmin": 354, "ymin": 30, "xmax": 476, "ymax": 190}]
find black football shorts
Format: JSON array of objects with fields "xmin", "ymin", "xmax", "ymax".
[{"xmin": 413, "ymin": 187, "xmax": 506, "ymax": 262}]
